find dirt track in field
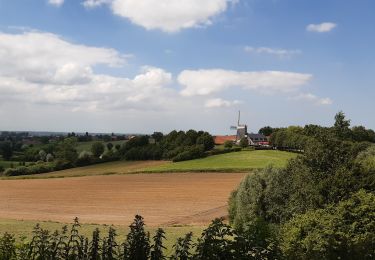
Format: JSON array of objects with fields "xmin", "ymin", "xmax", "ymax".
[{"xmin": 0, "ymin": 172, "xmax": 245, "ymax": 226}]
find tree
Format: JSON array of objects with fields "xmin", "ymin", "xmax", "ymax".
[
  {"xmin": 334, "ymin": 111, "xmax": 351, "ymax": 139},
  {"xmin": 151, "ymin": 132, "xmax": 164, "ymax": 143},
  {"xmin": 224, "ymin": 141, "xmax": 233, "ymax": 149},
  {"xmin": 0, "ymin": 141, "xmax": 13, "ymax": 160},
  {"xmin": 281, "ymin": 190, "xmax": 375, "ymax": 260},
  {"xmin": 239, "ymin": 137, "xmax": 248, "ymax": 148},
  {"xmin": 196, "ymin": 133, "xmax": 215, "ymax": 151},
  {"xmin": 56, "ymin": 138, "xmax": 78, "ymax": 166},
  {"xmin": 107, "ymin": 142, "xmax": 114, "ymax": 151},
  {"xmin": 259, "ymin": 126, "xmax": 274, "ymax": 136},
  {"xmin": 91, "ymin": 142, "xmax": 105, "ymax": 158}
]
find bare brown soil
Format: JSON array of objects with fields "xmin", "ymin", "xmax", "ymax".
[{"xmin": 0, "ymin": 172, "xmax": 245, "ymax": 226}]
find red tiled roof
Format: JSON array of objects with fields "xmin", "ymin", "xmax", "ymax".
[{"xmin": 214, "ymin": 135, "xmax": 237, "ymax": 145}]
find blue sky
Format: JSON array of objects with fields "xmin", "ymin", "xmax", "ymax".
[{"xmin": 0, "ymin": 0, "xmax": 374, "ymax": 134}]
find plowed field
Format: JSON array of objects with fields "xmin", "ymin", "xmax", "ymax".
[{"xmin": 0, "ymin": 172, "xmax": 245, "ymax": 226}]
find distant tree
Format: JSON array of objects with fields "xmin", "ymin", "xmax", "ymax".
[
  {"xmin": 239, "ymin": 137, "xmax": 249, "ymax": 148},
  {"xmin": 91, "ymin": 142, "xmax": 105, "ymax": 158},
  {"xmin": 0, "ymin": 141, "xmax": 13, "ymax": 160},
  {"xmin": 46, "ymin": 153, "xmax": 54, "ymax": 162},
  {"xmin": 334, "ymin": 111, "xmax": 351, "ymax": 139},
  {"xmin": 197, "ymin": 133, "xmax": 215, "ymax": 151},
  {"xmin": 115, "ymin": 144, "xmax": 121, "ymax": 151},
  {"xmin": 107, "ymin": 142, "xmax": 114, "ymax": 151},
  {"xmin": 224, "ymin": 141, "xmax": 233, "ymax": 149},
  {"xmin": 56, "ymin": 137, "xmax": 78, "ymax": 165},
  {"xmin": 259, "ymin": 126, "xmax": 274, "ymax": 136},
  {"xmin": 151, "ymin": 132, "xmax": 164, "ymax": 143},
  {"xmin": 38, "ymin": 150, "xmax": 47, "ymax": 161}
]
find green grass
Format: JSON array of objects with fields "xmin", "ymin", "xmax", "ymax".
[
  {"xmin": 1, "ymin": 160, "xmax": 168, "ymax": 179},
  {"xmin": 141, "ymin": 150, "xmax": 297, "ymax": 173},
  {"xmin": 0, "ymin": 219, "xmax": 203, "ymax": 255}
]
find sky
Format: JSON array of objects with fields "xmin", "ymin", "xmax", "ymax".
[{"xmin": 0, "ymin": 0, "xmax": 374, "ymax": 134}]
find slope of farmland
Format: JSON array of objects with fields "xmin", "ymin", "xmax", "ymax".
[
  {"xmin": 143, "ymin": 150, "xmax": 296, "ymax": 172},
  {"xmin": 0, "ymin": 172, "xmax": 245, "ymax": 226}
]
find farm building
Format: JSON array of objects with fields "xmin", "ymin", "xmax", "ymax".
[{"xmin": 214, "ymin": 111, "xmax": 269, "ymax": 146}]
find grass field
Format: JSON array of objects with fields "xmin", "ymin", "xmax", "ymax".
[
  {"xmin": 0, "ymin": 219, "xmax": 203, "ymax": 255},
  {"xmin": 142, "ymin": 150, "xmax": 296, "ymax": 173},
  {"xmin": 1, "ymin": 160, "xmax": 168, "ymax": 179},
  {"xmin": 1, "ymin": 150, "xmax": 296, "ymax": 179}
]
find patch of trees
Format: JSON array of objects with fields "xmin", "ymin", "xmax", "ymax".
[
  {"xmin": 118, "ymin": 130, "xmax": 214, "ymax": 162},
  {"xmin": 0, "ymin": 215, "xmax": 279, "ymax": 260},
  {"xmin": 267, "ymin": 111, "xmax": 375, "ymax": 151},
  {"xmin": 229, "ymin": 113, "xmax": 375, "ymax": 258}
]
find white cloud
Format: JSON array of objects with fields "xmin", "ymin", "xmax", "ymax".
[
  {"xmin": 244, "ymin": 46, "xmax": 301, "ymax": 58},
  {"xmin": 306, "ymin": 22, "xmax": 337, "ymax": 33},
  {"xmin": 290, "ymin": 93, "xmax": 333, "ymax": 105},
  {"xmin": 205, "ymin": 98, "xmax": 241, "ymax": 108},
  {"xmin": 48, "ymin": 0, "xmax": 64, "ymax": 7},
  {"xmin": 178, "ymin": 69, "xmax": 312, "ymax": 97},
  {"xmin": 82, "ymin": 0, "xmax": 111, "ymax": 8},
  {"xmin": 0, "ymin": 31, "xmax": 124, "ymax": 85},
  {"xmin": 110, "ymin": 0, "xmax": 236, "ymax": 32},
  {"xmin": 0, "ymin": 31, "xmax": 177, "ymax": 112}
]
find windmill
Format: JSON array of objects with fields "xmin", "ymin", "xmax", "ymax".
[{"xmin": 230, "ymin": 111, "xmax": 248, "ymax": 142}]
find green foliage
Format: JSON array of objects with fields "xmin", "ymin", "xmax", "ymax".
[
  {"xmin": 123, "ymin": 215, "xmax": 151, "ymax": 260},
  {"xmin": 91, "ymin": 142, "xmax": 105, "ymax": 158},
  {"xmin": 334, "ymin": 110, "xmax": 351, "ymax": 140},
  {"xmin": 56, "ymin": 137, "xmax": 78, "ymax": 166},
  {"xmin": 172, "ymin": 145, "xmax": 205, "ymax": 162},
  {"xmin": 259, "ymin": 126, "xmax": 274, "ymax": 136},
  {"xmin": 281, "ymin": 190, "xmax": 375, "ymax": 260},
  {"xmin": 0, "ymin": 141, "xmax": 13, "ymax": 160},
  {"xmin": 0, "ymin": 232, "xmax": 16, "ymax": 260},
  {"xmin": 151, "ymin": 228, "xmax": 166, "ymax": 260},
  {"xmin": 194, "ymin": 218, "xmax": 236, "ymax": 260},
  {"xmin": 107, "ymin": 142, "xmax": 114, "ymax": 151},
  {"xmin": 239, "ymin": 137, "xmax": 249, "ymax": 148},
  {"xmin": 223, "ymin": 140, "xmax": 233, "ymax": 149},
  {"xmin": 356, "ymin": 145, "xmax": 375, "ymax": 173},
  {"xmin": 170, "ymin": 232, "xmax": 193, "ymax": 260},
  {"xmin": 196, "ymin": 133, "xmax": 215, "ymax": 151}
]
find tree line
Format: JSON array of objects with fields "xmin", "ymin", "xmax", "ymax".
[
  {"xmin": 258, "ymin": 111, "xmax": 375, "ymax": 151},
  {"xmin": 2, "ymin": 130, "xmax": 215, "ymax": 176}
]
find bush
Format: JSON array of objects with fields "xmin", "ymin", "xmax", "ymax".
[
  {"xmin": 91, "ymin": 142, "xmax": 105, "ymax": 158},
  {"xmin": 3, "ymin": 163, "xmax": 56, "ymax": 176},
  {"xmin": 172, "ymin": 145, "xmax": 205, "ymax": 162},
  {"xmin": 281, "ymin": 190, "xmax": 375, "ymax": 260}
]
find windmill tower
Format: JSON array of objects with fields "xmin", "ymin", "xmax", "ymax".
[{"xmin": 230, "ymin": 111, "xmax": 248, "ymax": 142}]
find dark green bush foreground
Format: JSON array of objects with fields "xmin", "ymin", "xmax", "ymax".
[{"xmin": 0, "ymin": 215, "xmax": 280, "ymax": 260}]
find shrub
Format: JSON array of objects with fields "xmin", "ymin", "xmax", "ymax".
[
  {"xmin": 281, "ymin": 190, "xmax": 375, "ymax": 260},
  {"xmin": 172, "ymin": 145, "xmax": 205, "ymax": 162},
  {"xmin": 91, "ymin": 142, "xmax": 105, "ymax": 158},
  {"xmin": 224, "ymin": 141, "xmax": 233, "ymax": 149}
]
